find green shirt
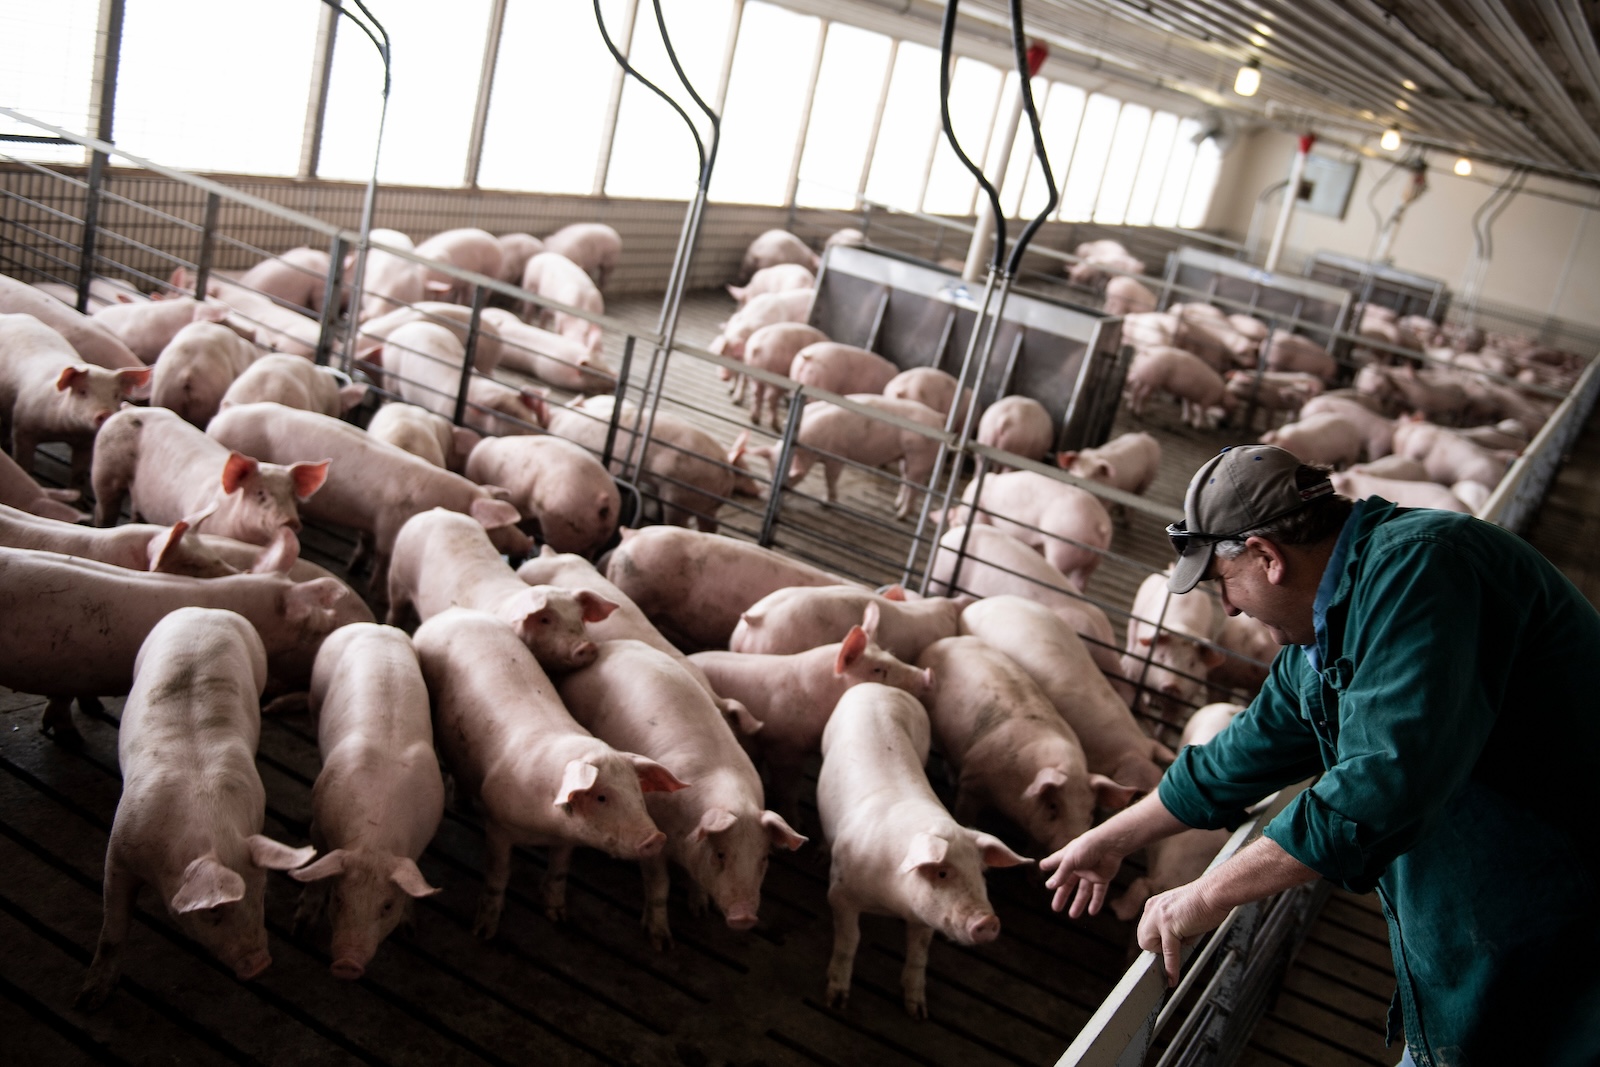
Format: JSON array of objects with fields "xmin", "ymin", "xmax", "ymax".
[{"xmin": 1158, "ymin": 498, "xmax": 1600, "ymax": 1067}]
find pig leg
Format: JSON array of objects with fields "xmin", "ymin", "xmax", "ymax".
[
  {"xmin": 821, "ymin": 460, "xmax": 842, "ymax": 503},
  {"xmin": 474, "ymin": 822, "xmax": 514, "ymax": 940},
  {"xmin": 40, "ymin": 696, "xmax": 82, "ymax": 748},
  {"xmin": 540, "ymin": 844, "xmax": 573, "ymax": 922},
  {"xmin": 824, "ymin": 900, "xmax": 861, "ymax": 1008},
  {"xmin": 77, "ymin": 863, "xmax": 139, "ymax": 1011},
  {"xmin": 902, "ymin": 921, "xmax": 935, "ymax": 1018},
  {"xmin": 640, "ymin": 852, "xmax": 673, "ymax": 951},
  {"xmin": 10, "ymin": 427, "xmax": 40, "ymax": 476}
]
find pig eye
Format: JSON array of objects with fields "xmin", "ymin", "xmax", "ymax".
[
  {"xmin": 937, "ymin": 868, "xmax": 949, "ymax": 880},
  {"xmin": 872, "ymin": 667, "xmax": 885, "ymax": 677},
  {"xmin": 595, "ymin": 793, "xmax": 607, "ymax": 804},
  {"xmin": 537, "ymin": 613, "xmax": 553, "ymax": 626},
  {"xmin": 714, "ymin": 850, "xmax": 727, "ymax": 864},
  {"xmin": 382, "ymin": 900, "xmax": 394, "ymax": 915}
]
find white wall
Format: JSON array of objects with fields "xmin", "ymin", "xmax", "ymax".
[{"xmin": 1204, "ymin": 128, "xmax": 1600, "ymax": 332}]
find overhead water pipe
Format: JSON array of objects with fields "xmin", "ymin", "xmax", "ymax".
[
  {"xmin": 1262, "ymin": 132, "xmax": 1313, "ymax": 274},
  {"xmin": 960, "ymin": 45, "xmax": 1046, "ymax": 283},
  {"xmin": 1373, "ymin": 159, "xmax": 1429, "ymax": 262}
]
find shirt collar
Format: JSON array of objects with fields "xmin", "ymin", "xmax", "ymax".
[{"xmin": 1302, "ymin": 498, "xmax": 1365, "ymax": 672}]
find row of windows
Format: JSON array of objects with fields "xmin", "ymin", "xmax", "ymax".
[{"xmin": 1, "ymin": 0, "xmax": 1219, "ymax": 225}]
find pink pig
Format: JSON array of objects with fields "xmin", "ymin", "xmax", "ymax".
[
  {"xmin": 414, "ymin": 228, "xmax": 504, "ymax": 306},
  {"xmin": 884, "ymin": 367, "xmax": 974, "ymax": 427},
  {"xmin": 1264, "ymin": 330, "xmax": 1339, "ymax": 382},
  {"xmin": 1260, "ymin": 412, "xmax": 1367, "ymax": 468},
  {"xmin": 731, "ymin": 588, "xmax": 963, "ymax": 662},
  {"xmin": 708, "ymin": 288, "xmax": 816, "ymax": 360},
  {"xmin": 520, "ymin": 252, "xmax": 605, "ymax": 351},
  {"xmin": 290, "ymin": 623, "xmax": 444, "ymax": 979},
  {"xmin": 480, "ymin": 308, "xmax": 617, "ymax": 394},
  {"xmin": 558, "ymin": 639, "xmax": 806, "ymax": 948},
  {"xmin": 495, "ymin": 233, "xmax": 544, "ymax": 285},
  {"xmin": 731, "ymin": 321, "xmax": 826, "ymax": 429},
  {"xmin": 0, "ymin": 274, "xmax": 142, "ymax": 369},
  {"xmin": 219, "ymin": 354, "xmax": 367, "ymax": 417},
  {"xmin": 414, "ymin": 610, "xmax": 684, "ymax": 937},
  {"xmin": 76, "ymin": 607, "xmax": 315, "ymax": 1010},
  {"xmin": 542, "ymin": 223, "xmax": 623, "ymax": 290},
  {"xmin": 91, "ymin": 297, "xmax": 234, "ymax": 364},
  {"xmin": 365, "ymin": 401, "xmax": 479, "ymax": 471},
  {"xmin": 789, "ymin": 341, "xmax": 900, "ymax": 397},
  {"xmin": 1121, "ymin": 570, "xmax": 1226, "ymax": 738},
  {"xmin": 236, "ymin": 247, "xmax": 334, "ymax": 314},
  {"xmin": 0, "ymin": 448, "xmax": 88, "ymax": 523},
  {"xmin": 464, "ymin": 435, "xmax": 620, "ymax": 557},
  {"xmin": 0, "ymin": 500, "xmax": 243, "ymax": 579},
  {"xmin": 947, "ymin": 469, "xmax": 1113, "ymax": 591},
  {"xmin": 739, "ymin": 230, "xmax": 819, "ymax": 282},
  {"xmin": 148, "ymin": 319, "xmax": 261, "ymax": 427},
  {"xmin": 1057, "ymin": 430, "xmax": 1161, "ymax": 495},
  {"xmin": 386, "ymin": 507, "xmax": 617, "ymax": 670},
  {"xmin": 818, "ymin": 684, "xmax": 1030, "ymax": 1017},
  {"xmin": 917, "ymin": 636, "xmax": 1137, "ymax": 852},
  {"xmin": 727, "ymin": 263, "xmax": 815, "ymax": 307},
  {"xmin": 1124, "ymin": 346, "xmax": 1232, "ymax": 428},
  {"xmin": 975, "ymin": 395, "xmax": 1054, "ymax": 464},
  {"xmin": 1103, "ymin": 275, "xmax": 1157, "ymax": 316}
]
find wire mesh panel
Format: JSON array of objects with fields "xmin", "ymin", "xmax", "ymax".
[{"xmin": 1303, "ymin": 249, "xmax": 1450, "ymax": 322}]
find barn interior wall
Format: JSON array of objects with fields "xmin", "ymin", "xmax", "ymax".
[{"xmin": 1204, "ymin": 126, "xmax": 1600, "ymax": 332}]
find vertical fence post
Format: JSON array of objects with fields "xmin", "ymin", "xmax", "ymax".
[
  {"xmin": 193, "ymin": 192, "xmax": 220, "ymax": 300},
  {"xmin": 315, "ymin": 233, "xmax": 348, "ymax": 367},
  {"xmin": 75, "ymin": 150, "xmax": 107, "ymax": 313},
  {"xmin": 758, "ymin": 390, "xmax": 806, "ymax": 547},
  {"xmin": 451, "ymin": 286, "xmax": 488, "ymax": 427},
  {"xmin": 601, "ymin": 336, "xmax": 637, "ymax": 469}
]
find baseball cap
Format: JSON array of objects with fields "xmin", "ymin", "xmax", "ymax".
[{"xmin": 1166, "ymin": 445, "xmax": 1334, "ymax": 594}]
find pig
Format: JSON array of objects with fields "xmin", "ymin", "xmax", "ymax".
[
  {"xmin": 366, "ymin": 401, "xmax": 479, "ymax": 471},
  {"xmin": 0, "ymin": 447, "xmax": 88, "ymax": 522},
  {"xmin": 479, "ymin": 308, "xmax": 616, "ymax": 394},
  {"xmin": 946, "ymin": 469, "xmax": 1113, "ymax": 591},
  {"xmin": 0, "ymin": 501, "xmax": 241, "ymax": 578},
  {"xmin": 414, "ymin": 227, "xmax": 504, "ymax": 305},
  {"xmin": 386, "ymin": 507, "xmax": 616, "ymax": 669},
  {"xmin": 1364, "ymin": 363, "xmax": 1472, "ymax": 421},
  {"xmin": 0, "ymin": 546, "xmax": 370, "ymax": 743},
  {"xmin": 602, "ymin": 525, "xmax": 858, "ymax": 651},
  {"xmin": 975, "ymin": 395, "xmax": 1055, "ymax": 464},
  {"xmin": 33, "ymin": 277, "xmax": 131, "ymax": 311},
  {"xmin": 1171, "ymin": 304, "xmax": 1258, "ymax": 369},
  {"xmin": 1223, "ymin": 369, "xmax": 1324, "ymax": 413},
  {"xmin": 1348, "ymin": 454, "xmax": 1429, "ymax": 481},
  {"xmin": 557, "ymin": 639, "xmax": 806, "ymax": 948},
  {"xmin": 150, "ymin": 319, "xmax": 262, "ymax": 427},
  {"xmin": 547, "ymin": 395, "xmax": 743, "ymax": 534},
  {"xmin": 689, "ymin": 622, "xmax": 933, "ymax": 820},
  {"xmin": 731, "ymin": 321, "xmax": 826, "ymax": 429},
  {"xmin": 789, "ymin": 341, "xmax": 900, "ymax": 397},
  {"xmin": 236, "ymin": 247, "xmax": 334, "ymax": 314},
  {"xmin": 1057, "ymin": 430, "xmax": 1161, "ymax": 496},
  {"xmin": 1205, "ymin": 613, "xmax": 1279, "ymax": 699},
  {"xmin": 818, "ymin": 684, "xmax": 1030, "ymax": 1017},
  {"xmin": 0, "ymin": 274, "xmax": 143, "ymax": 369},
  {"xmin": 92, "ymin": 406, "xmax": 327, "ymax": 554},
  {"xmin": 414, "ymin": 610, "xmax": 684, "ymax": 936},
  {"xmin": 205, "ymin": 401, "xmax": 531, "ymax": 598},
  {"xmin": 918, "ymin": 637, "xmax": 1137, "ymax": 852},
  {"xmin": 1103, "ymin": 275, "xmax": 1157, "ymax": 317},
  {"xmin": 731, "ymin": 587, "xmax": 962, "ymax": 663},
  {"xmin": 751, "ymin": 393, "xmax": 944, "ymax": 519},
  {"xmin": 927, "ymin": 524, "xmax": 1126, "ymax": 685},
  {"xmin": 960, "ymin": 595, "xmax": 1171, "ymax": 795},
  {"xmin": 708, "ymin": 288, "xmax": 816, "ymax": 360},
  {"xmin": 1121, "ymin": 571, "xmax": 1226, "ymax": 737},
  {"xmin": 1298, "ymin": 393, "xmax": 1396, "ymax": 459},
  {"xmin": 350, "ymin": 228, "xmax": 426, "ymax": 323},
  {"xmin": 542, "ymin": 223, "xmax": 623, "ymax": 290},
  {"xmin": 1066, "ymin": 240, "xmax": 1144, "ymax": 289},
  {"xmin": 1329, "ymin": 469, "xmax": 1473, "ymax": 513},
  {"xmin": 357, "ymin": 301, "xmax": 505, "ymax": 371},
  {"xmin": 288, "ymin": 624, "xmax": 444, "ymax": 979},
  {"xmin": 463, "ymin": 435, "xmax": 619, "ymax": 557},
  {"xmin": 218, "ymin": 354, "xmax": 367, "ymax": 417},
  {"xmin": 1227, "ymin": 314, "xmax": 1270, "ymax": 346},
  {"xmin": 740, "ymin": 230, "xmax": 819, "ymax": 282},
  {"xmin": 1124, "ymin": 346, "xmax": 1231, "ymax": 428},
  {"xmin": 375, "ymin": 321, "xmax": 528, "ymax": 435},
  {"xmin": 1108, "ymin": 702, "xmax": 1244, "ymax": 923},
  {"xmin": 727, "ymin": 263, "xmax": 815, "ymax": 307},
  {"xmin": 1390, "ymin": 416, "xmax": 1514, "ymax": 492},
  {"xmin": 1259, "ymin": 412, "xmax": 1366, "ymax": 468},
  {"xmin": 0, "ymin": 313, "xmax": 151, "ymax": 482},
  {"xmin": 884, "ymin": 366, "xmax": 974, "ymax": 429},
  {"xmin": 495, "ymin": 232, "xmax": 544, "ymax": 286},
  {"xmin": 520, "ymin": 252, "xmax": 604, "ymax": 351},
  {"xmin": 824, "ymin": 227, "xmax": 865, "ymax": 251},
  {"xmin": 1264, "ymin": 330, "xmax": 1339, "ymax": 382},
  {"xmin": 175, "ymin": 273, "xmax": 322, "ymax": 359},
  {"xmin": 76, "ymin": 607, "xmax": 315, "ymax": 1010},
  {"xmin": 1121, "ymin": 311, "xmax": 1180, "ymax": 351},
  {"xmin": 91, "ymin": 297, "xmax": 234, "ymax": 363}
]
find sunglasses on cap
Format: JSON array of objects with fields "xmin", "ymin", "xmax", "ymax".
[{"xmin": 1165, "ymin": 519, "xmax": 1230, "ymax": 558}]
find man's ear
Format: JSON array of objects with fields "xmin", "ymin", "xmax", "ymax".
[{"xmin": 1246, "ymin": 535, "xmax": 1290, "ymax": 585}]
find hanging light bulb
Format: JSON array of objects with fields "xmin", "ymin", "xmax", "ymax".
[
  {"xmin": 1234, "ymin": 58, "xmax": 1261, "ymax": 97},
  {"xmin": 1454, "ymin": 157, "xmax": 1473, "ymax": 176},
  {"xmin": 1381, "ymin": 127, "xmax": 1402, "ymax": 151}
]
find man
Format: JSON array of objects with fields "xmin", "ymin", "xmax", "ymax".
[{"xmin": 1042, "ymin": 444, "xmax": 1600, "ymax": 1067}]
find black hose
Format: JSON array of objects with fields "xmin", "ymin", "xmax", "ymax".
[
  {"xmin": 939, "ymin": 0, "xmax": 1007, "ymax": 275},
  {"xmin": 650, "ymin": 0, "xmax": 720, "ymax": 187},
  {"xmin": 593, "ymin": 0, "xmax": 708, "ymax": 186},
  {"xmin": 318, "ymin": 0, "xmax": 391, "ymax": 97},
  {"xmin": 1003, "ymin": 0, "xmax": 1056, "ymax": 277}
]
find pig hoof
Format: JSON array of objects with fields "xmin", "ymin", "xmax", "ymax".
[
  {"xmin": 543, "ymin": 903, "xmax": 566, "ymax": 924},
  {"xmin": 472, "ymin": 902, "xmax": 502, "ymax": 941},
  {"xmin": 41, "ymin": 719, "xmax": 85, "ymax": 751},
  {"xmin": 824, "ymin": 984, "xmax": 849, "ymax": 1010},
  {"xmin": 904, "ymin": 996, "xmax": 928, "ymax": 1019},
  {"xmin": 74, "ymin": 979, "xmax": 114, "ymax": 1013}
]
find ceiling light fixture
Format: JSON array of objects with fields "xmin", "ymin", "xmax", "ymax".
[
  {"xmin": 1381, "ymin": 127, "xmax": 1401, "ymax": 151},
  {"xmin": 1454, "ymin": 157, "xmax": 1473, "ymax": 176},
  {"xmin": 1402, "ymin": 79, "xmax": 1418, "ymax": 91},
  {"xmin": 1396, "ymin": 99, "xmax": 1410, "ymax": 111},
  {"xmin": 1234, "ymin": 58, "xmax": 1261, "ymax": 97},
  {"xmin": 1253, "ymin": 22, "xmax": 1273, "ymax": 36}
]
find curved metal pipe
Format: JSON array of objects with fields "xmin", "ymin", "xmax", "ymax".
[{"xmin": 938, "ymin": 0, "xmax": 1006, "ymax": 275}]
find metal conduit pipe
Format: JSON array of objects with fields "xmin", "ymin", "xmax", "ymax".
[{"xmin": 1263, "ymin": 133, "xmax": 1313, "ymax": 274}]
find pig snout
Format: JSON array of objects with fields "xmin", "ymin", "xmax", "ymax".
[
  {"xmin": 637, "ymin": 830, "xmax": 667, "ymax": 858},
  {"xmin": 570, "ymin": 640, "xmax": 599, "ymax": 667},
  {"xmin": 965, "ymin": 913, "xmax": 1001, "ymax": 944},
  {"xmin": 233, "ymin": 948, "xmax": 272, "ymax": 981},
  {"xmin": 93, "ymin": 408, "xmax": 115, "ymax": 428},
  {"xmin": 724, "ymin": 902, "xmax": 760, "ymax": 931},
  {"xmin": 330, "ymin": 956, "xmax": 367, "ymax": 981}
]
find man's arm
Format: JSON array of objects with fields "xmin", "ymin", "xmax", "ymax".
[
  {"xmin": 1042, "ymin": 791, "xmax": 1191, "ymax": 917},
  {"xmin": 1138, "ymin": 836, "xmax": 1320, "ymax": 986}
]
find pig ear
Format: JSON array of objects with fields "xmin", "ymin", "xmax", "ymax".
[
  {"xmin": 116, "ymin": 367, "xmax": 153, "ymax": 397},
  {"xmin": 728, "ymin": 430, "xmax": 749, "ymax": 464},
  {"xmin": 451, "ymin": 426, "xmax": 482, "ymax": 461},
  {"xmin": 249, "ymin": 526, "xmax": 300, "ymax": 575},
  {"xmin": 288, "ymin": 848, "xmax": 349, "ymax": 883},
  {"xmin": 196, "ymin": 301, "xmax": 231, "ymax": 323},
  {"xmin": 288, "ymin": 460, "xmax": 331, "ymax": 500},
  {"xmin": 969, "ymin": 830, "xmax": 1032, "ymax": 869},
  {"xmin": 389, "ymin": 857, "xmax": 443, "ymax": 898},
  {"xmin": 860, "ymin": 601, "xmax": 881, "ymax": 639},
  {"xmin": 574, "ymin": 589, "xmax": 619, "ymax": 623},
  {"xmin": 1090, "ymin": 774, "xmax": 1141, "ymax": 812},
  {"xmin": 880, "ymin": 585, "xmax": 906, "ymax": 603},
  {"xmin": 1023, "ymin": 766, "xmax": 1069, "ymax": 801},
  {"xmin": 720, "ymin": 698, "xmax": 763, "ymax": 737},
  {"xmin": 555, "ymin": 759, "xmax": 599, "ymax": 806},
  {"xmin": 171, "ymin": 856, "xmax": 247, "ymax": 913},
  {"xmin": 338, "ymin": 382, "xmax": 369, "ymax": 412},
  {"xmin": 282, "ymin": 577, "xmax": 348, "ymax": 624},
  {"xmin": 1056, "ymin": 450, "xmax": 1076, "ymax": 469},
  {"xmin": 761, "ymin": 810, "xmax": 807, "ymax": 852},
  {"xmin": 691, "ymin": 807, "xmax": 738, "ymax": 842},
  {"xmin": 247, "ymin": 835, "xmax": 318, "ymax": 871},
  {"xmin": 469, "ymin": 496, "xmax": 522, "ymax": 531},
  {"xmin": 221, "ymin": 452, "xmax": 258, "ymax": 495},
  {"xmin": 55, "ymin": 365, "xmax": 91, "ymax": 392},
  {"xmin": 424, "ymin": 279, "xmax": 452, "ymax": 295},
  {"xmin": 834, "ymin": 626, "xmax": 868, "ymax": 675},
  {"xmin": 900, "ymin": 833, "xmax": 949, "ymax": 874},
  {"xmin": 726, "ymin": 285, "xmax": 746, "ymax": 302},
  {"xmin": 1199, "ymin": 643, "xmax": 1226, "ymax": 670},
  {"xmin": 630, "ymin": 754, "xmax": 691, "ymax": 794}
]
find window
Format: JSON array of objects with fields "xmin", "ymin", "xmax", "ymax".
[
  {"xmin": 922, "ymin": 56, "xmax": 1003, "ymax": 216},
  {"xmin": 1016, "ymin": 80, "xmax": 1084, "ymax": 220},
  {"xmin": 113, "ymin": 0, "xmax": 317, "ymax": 176},
  {"xmin": 606, "ymin": 0, "xmax": 732, "ymax": 201},
  {"xmin": 861, "ymin": 40, "xmax": 940, "ymax": 212},
  {"xmin": 794, "ymin": 24, "xmax": 893, "ymax": 209},
  {"xmin": 1153, "ymin": 119, "xmax": 1201, "ymax": 226},
  {"xmin": 1093, "ymin": 103, "xmax": 1151, "ymax": 224},
  {"xmin": 710, "ymin": 2, "xmax": 820, "ymax": 206},
  {"xmin": 1180, "ymin": 136, "xmax": 1222, "ymax": 228},
  {"xmin": 477, "ymin": 0, "xmax": 625, "ymax": 195},
  {"xmin": 0, "ymin": 0, "xmax": 99, "ymax": 163},
  {"xmin": 1124, "ymin": 111, "xmax": 1178, "ymax": 226},
  {"xmin": 1057, "ymin": 93, "xmax": 1120, "ymax": 222}
]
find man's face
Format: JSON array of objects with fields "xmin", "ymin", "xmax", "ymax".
[{"xmin": 1206, "ymin": 539, "xmax": 1314, "ymax": 646}]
